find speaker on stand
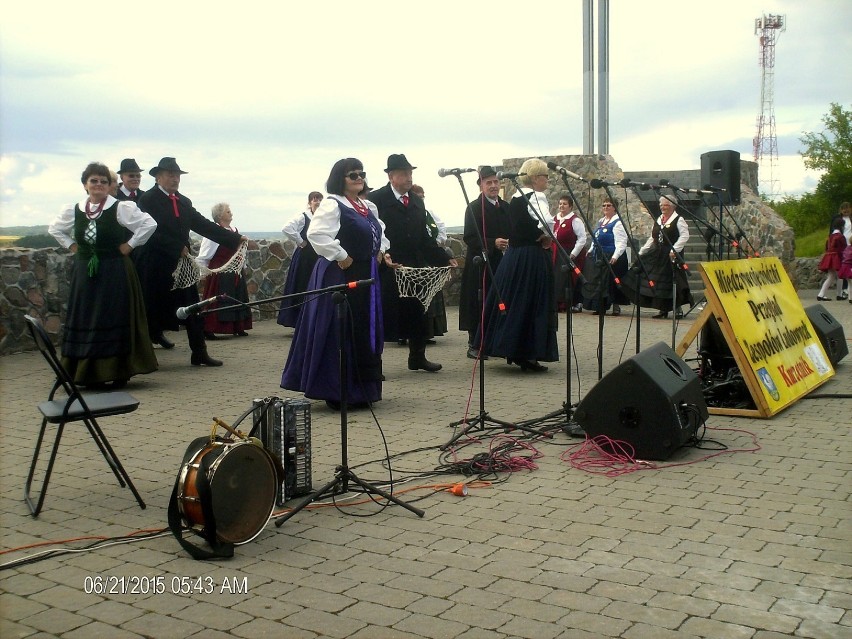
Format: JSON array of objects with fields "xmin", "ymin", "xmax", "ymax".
[
  {"xmin": 700, "ymin": 150, "xmax": 741, "ymax": 206},
  {"xmin": 574, "ymin": 342, "xmax": 709, "ymax": 460}
]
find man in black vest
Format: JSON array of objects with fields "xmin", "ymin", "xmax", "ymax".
[
  {"xmin": 135, "ymin": 157, "xmax": 245, "ymax": 366},
  {"xmin": 115, "ymin": 158, "xmax": 145, "ymax": 202},
  {"xmin": 367, "ymin": 154, "xmax": 456, "ymax": 372}
]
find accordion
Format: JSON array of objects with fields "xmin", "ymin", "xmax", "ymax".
[{"xmin": 252, "ymin": 397, "xmax": 312, "ymax": 505}]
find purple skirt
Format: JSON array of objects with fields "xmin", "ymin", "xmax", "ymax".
[{"xmin": 281, "ymin": 257, "xmax": 382, "ymax": 404}]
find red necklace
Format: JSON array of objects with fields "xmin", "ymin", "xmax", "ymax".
[
  {"xmin": 85, "ymin": 198, "xmax": 106, "ymax": 219},
  {"xmin": 346, "ymin": 196, "xmax": 369, "ymax": 217}
]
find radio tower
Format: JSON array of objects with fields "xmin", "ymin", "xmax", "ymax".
[{"xmin": 753, "ymin": 13, "xmax": 786, "ymax": 199}]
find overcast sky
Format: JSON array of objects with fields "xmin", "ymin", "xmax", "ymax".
[{"xmin": 2, "ymin": 0, "xmax": 850, "ymax": 232}]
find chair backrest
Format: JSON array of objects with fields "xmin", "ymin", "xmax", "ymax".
[{"xmin": 24, "ymin": 315, "xmax": 77, "ymax": 397}]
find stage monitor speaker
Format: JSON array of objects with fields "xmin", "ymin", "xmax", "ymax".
[
  {"xmin": 700, "ymin": 150, "xmax": 741, "ymax": 205},
  {"xmin": 805, "ymin": 304, "xmax": 848, "ymax": 367},
  {"xmin": 574, "ymin": 342, "xmax": 709, "ymax": 460}
]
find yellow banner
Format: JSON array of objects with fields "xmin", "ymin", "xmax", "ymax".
[{"xmin": 701, "ymin": 257, "xmax": 834, "ymax": 412}]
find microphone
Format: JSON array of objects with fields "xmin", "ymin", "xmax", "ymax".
[
  {"xmin": 496, "ymin": 171, "xmax": 526, "ymax": 180},
  {"xmin": 437, "ymin": 167, "xmax": 476, "ymax": 178},
  {"xmin": 589, "ymin": 178, "xmax": 617, "ymax": 189},
  {"xmin": 618, "ymin": 178, "xmax": 661, "ymax": 190},
  {"xmin": 671, "ymin": 185, "xmax": 714, "ymax": 195},
  {"xmin": 546, "ymin": 162, "xmax": 587, "ymax": 182},
  {"xmin": 702, "ymin": 184, "xmax": 728, "ymax": 193},
  {"xmin": 176, "ymin": 295, "xmax": 223, "ymax": 320}
]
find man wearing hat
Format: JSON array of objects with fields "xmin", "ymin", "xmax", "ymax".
[
  {"xmin": 367, "ymin": 153, "xmax": 456, "ymax": 372},
  {"xmin": 458, "ymin": 166, "xmax": 510, "ymax": 358},
  {"xmin": 115, "ymin": 158, "xmax": 145, "ymax": 202},
  {"xmin": 134, "ymin": 157, "xmax": 246, "ymax": 366}
]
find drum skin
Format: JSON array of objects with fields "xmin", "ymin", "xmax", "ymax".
[{"xmin": 178, "ymin": 440, "xmax": 277, "ymax": 545}]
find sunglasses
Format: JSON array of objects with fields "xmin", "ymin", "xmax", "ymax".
[
  {"xmin": 346, "ymin": 171, "xmax": 366, "ymax": 180},
  {"xmin": 88, "ymin": 178, "xmax": 109, "ymax": 185}
]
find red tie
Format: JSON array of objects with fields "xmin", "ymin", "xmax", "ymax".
[
  {"xmin": 130, "ymin": 190, "xmax": 137, "ymax": 199},
  {"xmin": 169, "ymin": 194, "xmax": 180, "ymax": 218},
  {"xmin": 401, "ymin": 194, "xmax": 409, "ymax": 207}
]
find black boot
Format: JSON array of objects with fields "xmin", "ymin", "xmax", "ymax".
[
  {"xmin": 152, "ymin": 332, "xmax": 175, "ymax": 349},
  {"xmin": 191, "ymin": 350, "xmax": 223, "ymax": 366},
  {"xmin": 407, "ymin": 339, "xmax": 442, "ymax": 372},
  {"xmin": 187, "ymin": 316, "xmax": 221, "ymax": 366}
]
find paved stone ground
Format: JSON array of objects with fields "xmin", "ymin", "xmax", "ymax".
[{"xmin": 1, "ymin": 291, "xmax": 850, "ymax": 639}]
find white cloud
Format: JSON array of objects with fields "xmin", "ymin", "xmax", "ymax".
[{"xmin": 1, "ymin": 0, "xmax": 849, "ymax": 231}]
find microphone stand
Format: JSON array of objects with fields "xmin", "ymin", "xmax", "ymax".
[
  {"xmin": 634, "ymin": 191, "xmax": 693, "ymax": 348},
  {"xmin": 533, "ymin": 171, "xmax": 600, "ymax": 435},
  {"xmin": 443, "ymin": 174, "xmax": 536, "ymax": 449},
  {"xmin": 598, "ymin": 184, "xmax": 647, "ymax": 356},
  {"xmin": 614, "ymin": 184, "xmax": 663, "ymax": 356},
  {"xmin": 554, "ymin": 179, "xmax": 622, "ymax": 380},
  {"xmin": 190, "ymin": 280, "xmax": 375, "ymax": 318},
  {"xmin": 276, "ymin": 290, "xmax": 424, "ymax": 526},
  {"xmin": 661, "ymin": 188, "xmax": 734, "ymax": 262},
  {"xmin": 495, "ymin": 175, "xmax": 587, "ymax": 435},
  {"xmin": 704, "ymin": 192, "xmax": 760, "ymax": 259}
]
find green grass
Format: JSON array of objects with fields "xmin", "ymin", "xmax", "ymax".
[{"xmin": 795, "ymin": 229, "xmax": 829, "ymax": 258}]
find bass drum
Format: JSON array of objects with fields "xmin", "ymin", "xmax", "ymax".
[{"xmin": 178, "ymin": 439, "xmax": 277, "ymax": 545}]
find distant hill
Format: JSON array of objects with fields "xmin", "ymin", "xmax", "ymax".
[{"xmin": 0, "ymin": 225, "xmax": 49, "ymax": 237}]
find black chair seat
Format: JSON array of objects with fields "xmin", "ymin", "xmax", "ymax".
[{"xmin": 38, "ymin": 392, "xmax": 139, "ymax": 422}]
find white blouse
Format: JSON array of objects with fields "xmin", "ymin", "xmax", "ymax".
[
  {"xmin": 282, "ymin": 209, "xmax": 313, "ymax": 245},
  {"xmin": 594, "ymin": 214, "xmax": 628, "ymax": 260},
  {"xmin": 516, "ymin": 188, "xmax": 551, "ymax": 231},
  {"xmin": 196, "ymin": 225, "xmax": 237, "ymax": 267},
  {"xmin": 426, "ymin": 208, "xmax": 448, "ymax": 245},
  {"xmin": 48, "ymin": 196, "xmax": 156, "ymax": 250},
  {"xmin": 307, "ymin": 195, "xmax": 389, "ymax": 262},
  {"xmin": 554, "ymin": 212, "xmax": 588, "ymax": 259},
  {"xmin": 638, "ymin": 212, "xmax": 690, "ymax": 255}
]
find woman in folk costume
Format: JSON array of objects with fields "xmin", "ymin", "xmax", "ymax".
[
  {"xmin": 581, "ymin": 197, "xmax": 630, "ymax": 316},
  {"xmin": 479, "ymin": 158, "xmax": 558, "ymax": 372},
  {"xmin": 196, "ymin": 203, "xmax": 253, "ymax": 338},
  {"xmin": 48, "ymin": 162, "xmax": 158, "ymax": 387},
  {"xmin": 281, "ymin": 158, "xmax": 389, "ymax": 409},
  {"xmin": 627, "ymin": 195, "xmax": 693, "ymax": 319},
  {"xmin": 552, "ymin": 193, "xmax": 587, "ymax": 313},
  {"xmin": 278, "ymin": 192, "xmax": 323, "ymax": 327}
]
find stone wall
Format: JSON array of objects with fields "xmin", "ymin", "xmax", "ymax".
[{"xmin": 1, "ymin": 238, "xmax": 465, "ymax": 356}]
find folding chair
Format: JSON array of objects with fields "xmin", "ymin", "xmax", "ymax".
[{"xmin": 23, "ymin": 315, "xmax": 146, "ymax": 516}]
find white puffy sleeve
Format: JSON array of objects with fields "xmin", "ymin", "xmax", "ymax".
[
  {"xmin": 116, "ymin": 201, "xmax": 157, "ymax": 249},
  {"xmin": 306, "ymin": 197, "xmax": 347, "ymax": 261},
  {"xmin": 48, "ymin": 204, "xmax": 76, "ymax": 248}
]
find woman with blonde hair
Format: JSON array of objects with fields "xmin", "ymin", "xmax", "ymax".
[{"xmin": 478, "ymin": 158, "xmax": 558, "ymax": 372}]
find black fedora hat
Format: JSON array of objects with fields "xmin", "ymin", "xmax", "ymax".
[
  {"xmin": 477, "ymin": 165, "xmax": 498, "ymax": 185},
  {"xmin": 117, "ymin": 158, "xmax": 143, "ymax": 174},
  {"xmin": 149, "ymin": 157, "xmax": 188, "ymax": 177},
  {"xmin": 384, "ymin": 153, "xmax": 416, "ymax": 173}
]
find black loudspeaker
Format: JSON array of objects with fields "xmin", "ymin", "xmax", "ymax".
[
  {"xmin": 805, "ymin": 304, "xmax": 848, "ymax": 367},
  {"xmin": 700, "ymin": 150, "xmax": 741, "ymax": 205},
  {"xmin": 574, "ymin": 342, "xmax": 709, "ymax": 460}
]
